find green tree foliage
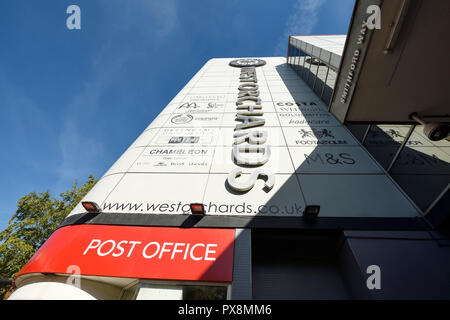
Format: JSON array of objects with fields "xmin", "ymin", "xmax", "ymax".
[{"xmin": 0, "ymin": 175, "xmax": 97, "ymax": 299}]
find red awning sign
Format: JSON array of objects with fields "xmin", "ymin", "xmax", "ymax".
[{"xmin": 16, "ymin": 225, "xmax": 235, "ymax": 283}]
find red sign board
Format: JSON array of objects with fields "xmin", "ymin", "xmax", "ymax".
[{"xmin": 16, "ymin": 225, "xmax": 235, "ymax": 283}]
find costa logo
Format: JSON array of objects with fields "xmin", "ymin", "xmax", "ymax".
[
  {"xmin": 229, "ymin": 59, "xmax": 266, "ymax": 68},
  {"xmin": 171, "ymin": 114, "xmax": 193, "ymax": 124}
]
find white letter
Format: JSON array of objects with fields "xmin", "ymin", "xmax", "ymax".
[
  {"xmin": 142, "ymin": 242, "xmax": 160, "ymax": 259},
  {"xmin": 97, "ymin": 240, "xmax": 116, "ymax": 256},
  {"xmin": 171, "ymin": 243, "xmax": 185, "ymax": 260},
  {"xmin": 234, "ymin": 130, "xmax": 267, "ymax": 145},
  {"xmin": 112, "ymin": 240, "xmax": 127, "ymax": 257},
  {"xmin": 237, "ymin": 106, "xmax": 264, "ymax": 117},
  {"xmin": 366, "ymin": 265, "xmax": 381, "ymax": 289},
  {"xmin": 190, "ymin": 243, "xmax": 205, "ymax": 261},
  {"xmin": 66, "ymin": 5, "xmax": 81, "ymax": 30},
  {"xmin": 235, "ymin": 115, "xmax": 265, "ymax": 130},
  {"xmin": 232, "ymin": 144, "xmax": 270, "ymax": 165},
  {"xmin": 83, "ymin": 239, "xmax": 101, "ymax": 255},
  {"xmin": 204, "ymin": 244, "xmax": 217, "ymax": 261},
  {"xmin": 159, "ymin": 242, "xmax": 174, "ymax": 259},
  {"xmin": 183, "ymin": 243, "xmax": 191, "ymax": 260},
  {"xmin": 236, "ymin": 96, "xmax": 261, "ymax": 106},
  {"xmin": 227, "ymin": 168, "xmax": 275, "ymax": 192},
  {"xmin": 236, "ymin": 104, "xmax": 262, "ymax": 116},
  {"xmin": 238, "ymin": 90, "xmax": 260, "ymax": 99},
  {"xmin": 238, "ymin": 83, "xmax": 258, "ymax": 91},
  {"xmin": 127, "ymin": 241, "xmax": 141, "ymax": 258}
]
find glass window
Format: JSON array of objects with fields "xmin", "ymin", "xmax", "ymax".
[
  {"xmin": 389, "ymin": 125, "xmax": 450, "ymax": 211},
  {"xmin": 288, "ymin": 42, "xmax": 295, "ymax": 64},
  {"xmin": 307, "ymin": 58, "xmax": 318, "ymax": 87},
  {"xmin": 302, "ymin": 53, "xmax": 312, "ymax": 81},
  {"xmin": 347, "ymin": 124, "xmax": 371, "ymax": 143},
  {"xmin": 322, "ymin": 67, "xmax": 337, "ymax": 105},
  {"xmin": 292, "ymin": 46, "xmax": 300, "ymax": 71},
  {"xmin": 121, "ymin": 282, "xmax": 228, "ymax": 300},
  {"xmin": 363, "ymin": 125, "xmax": 407, "ymax": 169},
  {"xmin": 183, "ymin": 285, "xmax": 228, "ymax": 300},
  {"xmin": 121, "ymin": 283, "xmax": 139, "ymax": 300},
  {"xmin": 293, "ymin": 49, "xmax": 302, "ymax": 76},
  {"xmin": 293, "ymin": 49, "xmax": 301, "ymax": 75},
  {"xmin": 313, "ymin": 61, "xmax": 327, "ymax": 95},
  {"xmin": 360, "ymin": 124, "xmax": 450, "ymax": 214}
]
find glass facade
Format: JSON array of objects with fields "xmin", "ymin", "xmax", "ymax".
[
  {"xmin": 358, "ymin": 124, "xmax": 450, "ymax": 214},
  {"xmin": 342, "ymin": 123, "xmax": 450, "ymax": 215},
  {"xmin": 287, "ymin": 37, "xmax": 337, "ymax": 106},
  {"xmin": 287, "ymin": 36, "xmax": 449, "ymax": 224}
]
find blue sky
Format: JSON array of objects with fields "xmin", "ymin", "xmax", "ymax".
[{"xmin": 0, "ymin": 0, "xmax": 354, "ymax": 230}]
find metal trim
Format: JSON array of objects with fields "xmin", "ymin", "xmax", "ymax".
[
  {"xmin": 59, "ymin": 212, "xmax": 428, "ymax": 231},
  {"xmin": 386, "ymin": 124, "xmax": 416, "ymax": 173}
]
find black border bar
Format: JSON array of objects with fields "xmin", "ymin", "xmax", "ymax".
[{"xmin": 59, "ymin": 212, "xmax": 428, "ymax": 231}]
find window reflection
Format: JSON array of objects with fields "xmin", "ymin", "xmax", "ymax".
[
  {"xmin": 287, "ymin": 42, "xmax": 337, "ymax": 107},
  {"xmin": 313, "ymin": 63, "xmax": 328, "ymax": 96},
  {"xmin": 121, "ymin": 282, "xmax": 228, "ymax": 300},
  {"xmin": 286, "ymin": 39, "xmax": 450, "ymax": 217},
  {"xmin": 363, "ymin": 125, "xmax": 405, "ymax": 169},
  {"xmin": 322, "ymin": 67, "xmax": 336, "ymax": 105},
  {"xmin": 307, "ymin": 58, "xmax": 318, "ymax": 87},
  {"xmin": 390, "ymin": 125, "xmax": 450, "ymax": 211}
]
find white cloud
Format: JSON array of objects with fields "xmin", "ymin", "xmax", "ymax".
[{"xmin": 274, "ymin": 0, "xmax": 327, "ymax": 56}]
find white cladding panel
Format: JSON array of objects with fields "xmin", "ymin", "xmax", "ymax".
[
  {"xmin": 69, "ymin": 57, "xmax": 420, "ymax": 218},
  {"xmin": 291, "ymin": 35, "xmax": 346, "ymax": 55},
  {"xmin": 291, "ymin": 35, "xmax": 346, "ymax": 69}
]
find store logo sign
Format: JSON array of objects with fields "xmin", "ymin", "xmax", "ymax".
[
  {"xmin": 169, "ymin": 136, "xmax": 200, "ymax": 144},
  {"xmin": 301, "ymin": 128, "xmax": 335, "ymax": 139},
  {"xmin": 171, "ymin": 114, "xmax": 193, "ymax": 124},
  {"xmin": 229, "ymin": 59, "xmax": 266, "ymax": 68},
  {"xmin": 178, "ymin": 102, "xmax": 200, "ymax": 110}
]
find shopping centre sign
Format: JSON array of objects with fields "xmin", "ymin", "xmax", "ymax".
[
  {"xmin": 229, "ymin": 59, "xmax": 266, "ymax": 68},
  {"xmin": 226, "ymin": 59, "xmax": 274, "ymax": 192}
]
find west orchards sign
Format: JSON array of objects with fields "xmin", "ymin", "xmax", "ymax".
[{"xmin": 227, "ymin": 59, "xmax": 274, "ymax": 192}]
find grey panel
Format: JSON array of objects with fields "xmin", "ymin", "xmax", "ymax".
[
  {"xmin": 251, "ymin": 230, "xmax": 350, "ymax": 300},
  {"xmin": 230, "ymin": 229, "xmax": 252, "ymax": 300},
  {"xmin": 346, "ymin": 236, "xmax": 450, "ymax": 299},
  {"xmin": 252, "ymin": 261, "xmax": 349, "ymax": 300}
]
